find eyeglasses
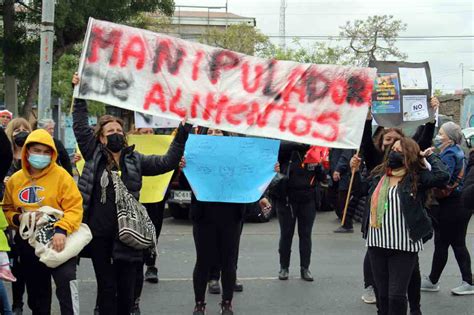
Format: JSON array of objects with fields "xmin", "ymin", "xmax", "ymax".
[{"xmin": 0, "ymin": 115, "xmax": 11, "ymax": 119}]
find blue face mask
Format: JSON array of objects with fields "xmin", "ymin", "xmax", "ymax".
[
  {"xmin": 433, "ymin": 135, "xmax": 444, "ymax": 149},
  {"xmin": 28, "ymin": 154, "xmax": 52, "ymax": 170}
]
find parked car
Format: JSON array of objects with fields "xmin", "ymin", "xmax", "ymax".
[{"xmin": 167, "ymin": 169, "xmax": 192, "ymax": 219}]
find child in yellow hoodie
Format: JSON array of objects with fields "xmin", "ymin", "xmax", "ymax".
[{"xmin": 2, "ymin": 129, "xmax": 83, "ymax": 315}]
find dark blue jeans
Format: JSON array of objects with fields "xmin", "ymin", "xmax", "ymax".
[
  {"xmin": 0, "ymin": 280, "xmax": 12, "ymax": 315},
  {"xmin": 277, "ymin": 198, "xmax": 316, "ymax": 269}
]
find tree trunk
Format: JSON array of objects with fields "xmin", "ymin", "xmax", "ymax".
[{"xmin": 3, "ymin": 0, "xmax": 18, "ymax": 115}]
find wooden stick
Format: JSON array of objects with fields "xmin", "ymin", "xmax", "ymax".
[
  {"xmin": 341, "ymin": 149, "xmax": 360, "ymax": 227},
  {"xmin": 69, "ymin": 95, "xmax": 75, "ymax": 115}
]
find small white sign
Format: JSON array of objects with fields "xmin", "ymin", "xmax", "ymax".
[
  {"xmin": 135, "ymin": 112, "xmax": 180, "ymax": 129},
  {"xmin": 403, "ymin": 95, "xmax": 429, "ymax": 122},
  {"xmin": 399, "ymin": 68, "xmax": 429, "ymax": 90}
]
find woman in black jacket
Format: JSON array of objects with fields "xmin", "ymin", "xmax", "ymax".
[
  {"xmin": 354, "ymin": 137, "xmax": 449, "ymax": 314},
  {"xmin": 72, "ymin": 74, "xmax": 190, "ymax": 315},
  {"xmin": 274, "ymin": 141, "xmax": 325, "ymax": 282}
]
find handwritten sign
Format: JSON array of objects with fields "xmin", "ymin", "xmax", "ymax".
[
  {"xmin": 75, "ymin": 135, "xmax": 174, "ymax": 203},
  {"xmin": 74, "ymin": 18, "xmax": 376, "ymax": 149},
  {"xmin": 134, "ymin": 112, "xmax": 180, "ymax": 129},
  {"xmin": 183, "ymin": 135, "xmax": 279, "ymax": 203}
]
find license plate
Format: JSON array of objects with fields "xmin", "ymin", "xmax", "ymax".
[{"xmin": 172, "ymin": 190, "xmax": 192, "ymax": 202}]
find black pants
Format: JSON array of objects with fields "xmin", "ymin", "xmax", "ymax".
[
  {"xmin": 90, "ymin": 238, "xmax": 140, "ymax": 315},
  {"xmin": 10, "ymin": 235, "xmax": 26, "ymax": 311},
  {"xmin": 429, "ymin": 211, "xmax": 473, "ymax": 284},
  {"xmin": 363, "ymin": 250, "xmax": 374, "ymax": 288},
  {"xmin": 193, "ymin": 219, "xmax": 241, "ymax": 302},
  {"xmin": 143, "ymin": 201, "xmax": 165, "ymax": 267},
  {"xmin": 366, "ymin": 249, "xmax": 422, "ymax": 314},
  {"xmin": 277, "ymin": 198, "xmax": 316, "ymax": 269},
  {"xmin": 209, "ymin": 222, "xmax": 244, "ymax": 282},
  {"xmin": 368, "ymin": 247, "xmax": 417, "ymax": 315},
  {"xmin": 16, "ymin": 238, "xmax": 78, "ymax": 315},
  {"xmin": 133, "ymin": 201, "xmax": 166, "ymax": 306}
]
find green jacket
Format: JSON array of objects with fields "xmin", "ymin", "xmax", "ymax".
[{"xmin": 0, "ymin": 207, "xmax": 10, "ymax": 251}]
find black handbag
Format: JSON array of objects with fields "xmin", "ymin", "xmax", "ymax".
[{"xmin": 268, "ymin": 153, "xmax": 294, "ymax": 199}]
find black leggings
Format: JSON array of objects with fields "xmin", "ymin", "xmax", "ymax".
[
  {"xmin": 209, "ymin": 222, "xmax": 244, "ymax": 281},
  {"xmin": 369, "ymin": 247, "xmax": 417, "ymax": 315},
  {"xmin": 429, "ymin": 207, "xmax": 472, "ymax": 285},
  {"xmin": 193, "ymin": 219, "xmax": 241, "ymax": 303},
  {"xmin": 90, "ymin": 238, "xmax": 140, "ymax": 315},
  {"xmin": 365, "ymin": 249, "xmax": 422, "ymax": 313},
  {"xmin": 133, "ymin": 201, "xmax": 166, "ymax": 305}
]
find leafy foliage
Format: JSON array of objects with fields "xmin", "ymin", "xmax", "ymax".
[{"xmin": 200, "ymin": 23, "xmax": 271, "ymax": 56}]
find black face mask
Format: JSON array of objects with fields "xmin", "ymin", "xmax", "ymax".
[
  {"xmin": 13, "ymin": 131, "xmax": 29, "ymax": 147},
  {"xmin": 388, "ymin": 151, "xmax": 405, "ymax": 169},
  {"xmin": 106, "ymin": 133, "xmax": 125, "ymax": 153}
]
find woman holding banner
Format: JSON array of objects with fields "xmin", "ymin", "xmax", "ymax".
[
  {"xmin": 272, "ymin": 141, "xmax": 325, "ymax": 282},
  {"xmin": 421, "ymin": 122, "xmax": 474, "ymax": 295},
  {"xmin": 355, "ymin": 137, "xmax": 449, "ymax": 314},
  {"xmin": 71, "ymin": 74, "xmax": 191, "ymax": 315}
]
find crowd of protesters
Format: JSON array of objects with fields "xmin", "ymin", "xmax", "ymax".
[{"xmin": 0, "ymin": 71, "xmax": 472, "ymax": 315}]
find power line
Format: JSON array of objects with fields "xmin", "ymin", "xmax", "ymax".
[{"xmin": 264, "ymin": 35, "xmax": 474, "ymax": 41}]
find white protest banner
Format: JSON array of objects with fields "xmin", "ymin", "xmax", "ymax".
[
  {"xmin": 74, "ymin": 18, "xmax": 376, "ymax": 149},
  {"xmin": 134, "ymin": 112, "xmax": 180, "ymax": 129}
]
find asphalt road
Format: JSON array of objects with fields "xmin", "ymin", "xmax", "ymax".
[{"xmin": 14, "ymin": 211, "xmax": 474, "ymax": 314}]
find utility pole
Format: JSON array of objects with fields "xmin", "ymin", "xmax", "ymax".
[
  {"xmin": 38, "ymin": 0, "xmax": 56, "ymax": 120},
  {"xmin": 279, "ymin": 0, "xmax": 287, "ymax": 50},
  {"xmin": 460, "ymin": 63, "xmax": 464, "ymax": 90}
]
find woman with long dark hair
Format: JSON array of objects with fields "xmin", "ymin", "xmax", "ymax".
[
  {"xmin": 72, "ymin": 74, "xmax": 190, "ymax": 314},
  {"xmin": 354, "ymin": 137, "xmax": 449, "ymax": 314}
]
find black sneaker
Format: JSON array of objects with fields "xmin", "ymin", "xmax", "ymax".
[
  {"xmin": 12, "ymin": 308, "xmax": 23, "ymax": 315},
  {"xmin": 220, "ymin": 300, "xmax": 233, "ymax": 315},
  {"xmin": 234, "ymin": 279, "xmax": 243, "ymax": 292},
  {"xmin": 333, "ymin": 226, "xmax": 354, "ymax": 233},
  {"xmin": 144, "ymin": 266, "xmax": 159, "ymax": 283},
  {"xmin": 278, "ymin": 268, "xmax": 289, "ymax": 280},
  {"xmin": 208, "ymin": 280, "xmax": 221, "ymax": 294},
  {"xmin": 193, "ymin": 301, "xmax": 206, "ymax": 315}
]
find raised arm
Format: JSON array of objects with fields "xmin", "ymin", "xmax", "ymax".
[
  {"xmin": 72, "ymin": 98, "xmax": 98, "ymax": 161},
  {"xmin": 140, "ymin": 123, "xmax": 191, "ymax": 176},
  {"xmin": 418, "ymin": 154, "xmax": 450, "ymax": 189}
]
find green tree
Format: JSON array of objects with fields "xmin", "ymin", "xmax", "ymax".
[
  {"xmin": 260, "ymin": 40, "xmax": 348, "ymax": 65},
  {"xmin": 339, "ymin": 15, "xmax": 407, "ymax": 66},
  {"xmin": 1, "ymin": 0, "xmax": 175, "ymax": 117},
  {"xmin": 199, "ymin": 23, "xmax": 271, "ymax": 56}
]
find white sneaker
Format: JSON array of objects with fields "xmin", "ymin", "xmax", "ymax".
[
  {"xmin": 451, "ymin": 281, "xmax": 474, "ymax": 295},
  {"xmin": 420, "ymin": 275, "xmax": 440, "ymax": 292},
  {"xmin": 361, "ymin": 285, "xmax": 377, "ymax": 304}
]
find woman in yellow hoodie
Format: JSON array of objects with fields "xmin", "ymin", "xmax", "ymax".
[{"xmin": 2, "ymin": 129, "xmax": 83, "ymax": 315}]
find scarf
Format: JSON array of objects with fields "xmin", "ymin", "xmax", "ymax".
[{"xmin": 370, "ymin": 168, "xmax": 406, "ymax": 228}]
